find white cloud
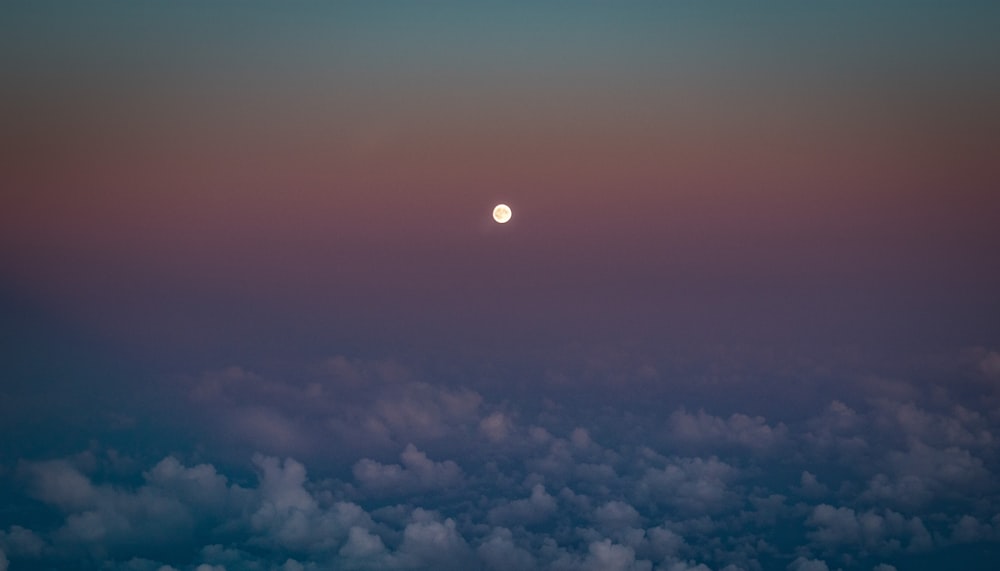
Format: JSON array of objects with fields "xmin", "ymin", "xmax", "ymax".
[
  {"xmin": 395, "ymin": 513, "xmax": 474, "ymax": 571},
  {"xmin": 802, "ymin": 401, "xmax": 868, "ymax": 457},
  {"xmin": 788, "ymin": 556, "xmax": 830, "ymax": 571},
  {"xmin": 352, "ymin": 444, "xmax": 463, "ymax": 495},
  {"xmin": 6, "ymin": 354, "xmax": 1000, "ymax": 571},
  {"xmin": 979, "ymin": 350, "xmax": 1000, "ymax": 378},
  {"xmin": 20, "ymin": 459, "xmax": 96, "ymax": 511},
  {"xmin": 0, "ymin": 525, "xmax": 46, "ymax": 558},
  {"xmin": 145, "ymin": 457, "xmax": 244, "ymax": 516},
  {"xmin": 477, "ymin": 527, "xmax": 537, "ymax": 571},
  {"xmin": 668, "ymin": 408, "xmax": 788, "ymax": 451},
  {"xmin": 658, "ymin": 558, "xmax": 713, "ymax": 571},
  {"xmin": 638, "ymin": 456, "xmax": 738, "ymax": 514},
  {"xmin": 338, "ymin": 526, "xmax": 387, "ymax": 560},
  {"xmin": 797, "ymin": 471, "xmax": 829, "ymax": 498},
  {"xmin": 227, "ymin": 407, "xmax": 308, "ymax": 455},
  {"xmin": 367, "ymin": 383, "xmax": 482, "ymax": 442},
  {"xmin": 581, "ymin": 539, "xmax": 650, "ymax": 571},
  {"xmin": 861, "ymin": 442, "xmax": 992, "ymax": 509},
  {"xmin": 571, "ymin": 428, "xmax": 593, "ymax": 449},
  {"xmin": 949, "ymin": 515, "xmax": 995, "ymax": 544},
  {"xmin": 250, "ymin": 455, "xmax": 372, "ymax": 552},
  {"xmin": 593, "ymin": 501, "xmax": 642, "ymax": 530},
  {"xmin": 480, "ymin": 412, "xmax": 513, "ymax": 443},
  {"xmin": 644, "ymin": 526, "xmax": 685, "ymax": 560},
  {"xmin": 806, "ymin": 504, "xmax": 933, "ymax": 555},
  {"xmin": 488, "ymin": 484, "xmax": 557, "ymax": 526}
]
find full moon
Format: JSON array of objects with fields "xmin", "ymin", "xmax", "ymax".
[{"xmin": 492, "ymin": 203, "xmax": 512, "ymax": 224}]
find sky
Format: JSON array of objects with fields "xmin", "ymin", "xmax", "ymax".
[{"xmin": 1, "ymin": 2, "xmax": 1000, "ymax": 570}]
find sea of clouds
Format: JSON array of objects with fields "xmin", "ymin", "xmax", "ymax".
[{"xmin": 2, "ymin": 350, "xmax": 999, "ymax": 570}]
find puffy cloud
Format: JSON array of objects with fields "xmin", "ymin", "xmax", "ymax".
[
  {"xmin": 338, "ymin": 526, "xmax": 387, "ymax": 560},
  {"xmin": 5, "ymin": 353, "xmax": 1000, "ymax": 571},
  {"xmin": 369, "ymin": 384, "xmax": 483, "ymax": 442},
  {"xmin": 0, "ymin": 525, "xmax": 46, "ymax": 558},
  {"xmin": 658, "ymin": 558, "xmax": 712, "ymax": 571},
  {"xmin": 593, "ymin": 501, "xmax": 642, "ymax": 531},
  {"xmin": 861, "ymin": 442, "xmax": 992, "ymax": 510},
  {"xmin": 488, "ymin": 484, "xmax": 557, "ymax": 526},
  {"xmin": 394, "ymin": 513, "xmax": 474, "ymax": 571},
  {"xmin": 668, "ymin": 409, "xmax": 788, "ymax": 451},
  {"xmin": 638, "ymin": 456, "xmax": 738, "ymax": 514},
  {"xmin": 189, "ymin": 360, "xmax": 488, "ymax": 455},
  {"xmin": 788, "ymin": 556, "xmax": 830, "ymax": 571},
  {"xmin": 18, "ymin": 458, "xmax": 197, "ymax": 556},
  {"xmin": 979, "ymin": 351, "xmax": 1000, "ymax": 379},
  {"xmin": 479, "ymin": 412, "xmax": 513, "ymax": 443},
  {"xmin": 144, "ymin": 457, "xmax": 244, "ymax": 517},
  {"xmin": 14, "ymin": 451, "xmax": 375, "ymax": 562},
  {"xmin": 797, "ymin": 471, "xmax": 829, "ymax": 499},
  {"xmin": 643, "ymin": 526, "xmax": 685, "ymax": 560},
  {"xmin": 477, "ymin": 527, "xmax": 537, "ymax": 571},
  {"xmin": 581, "ymin": 539, "xmax": 650, "ymax": 571},
  {"xmin": 806, "ymin": 504, "xmax": 933, "ymax": 555},
  {"xmin": 250, "ymin": 455, "xmax": 373, "ymax": 553},
  {"xmin": 873, "ymin": 400, "xmax": 994, "ymax": 450},
  {"xmin": 949, "ymin": 515, "xmax": 996, "ymax": 544},
  {"xmin": 571, "ymin": 428, "xmax": 593, "ymax": 449},
  {"xmin": 802, "ymin": 401, "xmax": 868, "ymax": 457},
  {"xmin": 227, "ymin": 407, "xmax": 308, "ymax": 455},
  {"xmin": 352, "ymin": 444, "xmax": 463, "ymax": 495},
  {"xmin": 20, "ymin": 459, "xmax": 96, "ymax": 511}
]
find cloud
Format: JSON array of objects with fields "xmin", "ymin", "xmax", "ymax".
[
  {"xmin": 861, "ymin": 442, "xmax": 992, "ymax": 510},
  {"xmin": 949, "ymin": 514, "xmax": 998, "ymax": 544},
  {"xmin": 643, "ymin": 526, "xmax": 686, "ymax": 560},
  {"xmin": 19, "ymin": 459, "xmax": 96, "ymax": 511},
  {"xmin": 479, "ymin": 412, "xmax": 513, "ymax": 443},
  {"xmin": 338, "ymin": 526, "xmax": 387, "ymax": 560},
  {"xmin": 0, "ymin": 526, "xmax": 45, "ymax": 558},
  {"xmin": 352, "ymin": 444, "xmax": 464, "ymax": 496},
  {"xmin": 979, "ymin": 351, "xmax": 1000, "ymax": 379},
  {"xmin": 394, "ymin": 511, "xmax": 475, "ymax": 571},
  {"xmin": 797, "ymin": 471, "xmax": 829, "ymax": 498},
  {"xmin": 488, "ymin": 484, "xmax": 557, "ymax": 526},
  {"xmin": 368, "ymin": 384, "xmax": 482, "ymax": 442},
  {"xmin": 668, "ymin": 408, "xmax": 788, "ymax": 451},
  {"xmin": 250, "ymin": 454, "xmax": 371, "ymax": 552},
  {"xmin": 806, "ymin": 504, "xmax": 933, "ymax": 555},
  {"xmin": 477, "ymin": 527, "xmax": 537, "ymax": 571},
  {"xmin": 593, "ymin": 501, "xmax": 642, "ymax": 531},
  {"xmin": 4, "ymin": 354, "xmax": 1000, "ymax": 570},
  {"xmin": 637, "ymin": 456, "xmax": 738, "ymax": 515},
  {"xmin": 17, "ymin": 458, "xmax": 200, "ymax": 558},
  {"xmin": 788, "ymin": 556, "xmax": 830, "ymax": 571},
  {"xmin": 581, "ymin": 539, "xmax": 650, "ymax": 571},
  {"xmin": 658, "ymin": 558, "xmax": 712, "ymax": 571},
  {"xmin": 188, "ymin": 359, "xmax": 489, "ymax": 456},
  {"xmin": 227, "ymin": 407, "xmax": 309, "ymax": 455}
]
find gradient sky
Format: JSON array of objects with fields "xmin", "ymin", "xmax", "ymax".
[{"xmin": 2, "ymin": 3, "xmax": 1000, "ymax": 571}]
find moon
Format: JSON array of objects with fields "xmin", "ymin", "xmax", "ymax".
[{"xmin": 492, "ymin": 203, "xmax": 512, "ymax": 224}]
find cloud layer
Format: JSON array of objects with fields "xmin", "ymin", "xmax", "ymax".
[{"xmin": 2, "ymin": 353, "xmax": 1000, "ymax": 570}]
